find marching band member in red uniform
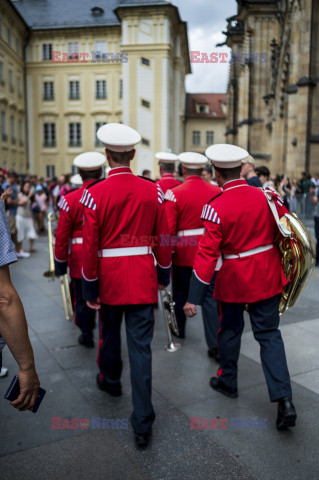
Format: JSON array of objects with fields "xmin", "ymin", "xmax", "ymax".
[
  {"xmin": 164, "ymin": 152, "xmax": 221, "ymax": 360},
  {"xmin": 81, "ymin": 123, "xmax": 172, "ymax": 447},
  {"xmin": 54, "ymin": 152, "xmax": 105, "ymax": 347},
  {"xmin": 184, "ymin": 144, "xmax": 296, "ymax": 430},
  {"xmin": 155, "ymin": 151, "xmax": 182, "ymax": 194},
  {"xmin": 70, "ymin": 173, "xmax": 83, "ymax": 188}
]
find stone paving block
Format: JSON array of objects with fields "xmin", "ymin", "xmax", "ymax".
[
  {"xmin": 180, "ymin": 382, "xmax": 319, "ymax": 480},
  {"xmin": 241, "ymin": 323, "xmax": 319, "ymax": 380},
  {"xmin": 291, "ymin": 369, "xmax": 319, "ymax": 395},
  {"xmin": 295, "ymin": 317, "xmax": 319, "ymax": 335},
  {"xmin": 113, "ymin": 398, "xmax": 258, "ymax": 480},
  {"xmin": 0, "ymin": 430, "xmax": 149, "ymax": 480},
  {"xmin": 153, "ymin": 349, "xmax": 265, "ymax": 408},
  {"xmin": 0, "ymin": 370, "xmax": 98, "ymax": 457}
]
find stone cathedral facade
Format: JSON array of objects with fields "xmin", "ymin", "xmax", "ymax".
[{"xmin": 223, "ymin": 0, "xmax": 319, "ymax": 178}]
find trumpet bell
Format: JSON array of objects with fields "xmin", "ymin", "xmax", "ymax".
[
  {"xmin": 43, "ymin": 270, "xmax": 56, "ymax": 278},
  {"xmin": 165, "ymin": 341, "xmax": 181, "ymax": 352}
]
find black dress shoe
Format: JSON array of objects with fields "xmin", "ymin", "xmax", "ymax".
[
  {"xmin": 276, "ymin": 397, "xmax": 297, "ymax": 430},
  {"xmin": 210, "ymin": 377, "xmax": 238, "ymax": 398},
  {"xmin": 96, "ymin": 374, "xmax": 122, "ymax": 397},
  {"xmin": 134, "ymin": 428, "xmax": 152, "ymax": 448},
  {"xmin": 78, "ymin": 334, "xmax": 94, "ymax": 348},
  {"xmin": 207, "ymin": 347, "xmax": 220, "ymax": 363}
]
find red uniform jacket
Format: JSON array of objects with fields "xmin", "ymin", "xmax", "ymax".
[
  {"xmin": 164, "ymin": 176, "xmax": 221, "ymax": 267},
  {"xmin": 188, "ymin": 179, "xmax": 288, "ymax": 304},
  {"xmin": 156, "ymin": 174, "xmax": 182, "ymax": 194},
  {"xmin": 54, "ymin": 180, "xmax": 95, "ymax": 278},
  {"xmin": 81, "ymin": 166, "xmax": 172, "ymax": 305}
]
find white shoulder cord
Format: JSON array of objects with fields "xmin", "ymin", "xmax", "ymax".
[{"xmin": 262, "ymin": 189, "xmax": 292, "ymax": 238}]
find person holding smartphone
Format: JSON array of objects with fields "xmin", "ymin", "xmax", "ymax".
[{"xmin": 0, "ymin": 196, "xmax": 40, "ymax": 411}]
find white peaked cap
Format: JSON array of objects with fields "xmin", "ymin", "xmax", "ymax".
[
  {"xmin": 70, "ymin": 174, "xmax": 83, "ymax": 186},
  {"xmin": 97, "ymin": 123, "xmax": 141, "ymax": 152},
  {"xmin": 205, "ymin": 144, "xmax": 249, "ymax": 168},
  {"xmin": 155, "ymin": 152, "xmax": 178, "ymax": 163},
  {"xmin": 178, "ymin": 152, "xmax": 208, "ymax": 169},
  {"xmin": 73, "ymin": 152, "xmax": 105, "ymax": 170}
]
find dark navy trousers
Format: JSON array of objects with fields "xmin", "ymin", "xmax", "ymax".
[
  {"xmin": 70, "ymin": 278, "xmax": 96, "ymax": 341},
  {"xmin": 218, "ymin": 293, "xmax": 292, "ymax": 401},
  {"xmin": 98, "ymin": 303, "xmax": 155, "ymax": 435},
  {"xmin": 173, "ymin": 265, "xmax": 219, "ymax": 348}
]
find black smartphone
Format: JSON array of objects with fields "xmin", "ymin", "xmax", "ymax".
[{"xmin": 4, "ymin": 375, "xmax": 46, "ymax": 413}]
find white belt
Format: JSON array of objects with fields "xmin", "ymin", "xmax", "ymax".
[
  {"xmin": 177, "ymin": 228, "xmax": 204, "ymax": 237},
  {"xmin": 98, "ymin": 246, "xmax": 153, "ymax": 258},
  {"xmin": 71, "ymin": 238, "xmax": 83, "ymax": 245},
  {"xmin": 223, "ymin": 244, "xmax": 274, "ymax": 260}
]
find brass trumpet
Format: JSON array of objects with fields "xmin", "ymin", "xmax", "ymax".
[
  {"xmin": 160, "ymin": 287, "xmax": 181, "ymax": 352},
  {"xmin": 43, "ymin": 211, "xmax": 73, "ymax": 321}
]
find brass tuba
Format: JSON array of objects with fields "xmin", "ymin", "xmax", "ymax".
[
  {"xmin": 278, "ymin": 213, "xmax": 315, "ymax": 314},
  {"xmin": 43, "ymin": 211, "xmax": 74, "ymax": 321}
]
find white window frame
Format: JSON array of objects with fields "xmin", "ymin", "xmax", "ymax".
[
  {"xmin": 43, "ymin": 81, "xmax": 54, "ymax": 100},
  {"xmin": 68, "ymin": 42, "xmax": 80, "ymax": 59},
  {"xmin": 42, "ymin": 44, "xmax": 53, "ymax": 61},
  {"xmin": 95, "ymin": 121, "xmax": 106, "ymax": 146},
  {"xmin": 192, "ymin": 131, "xmax": 201, "ymax": 146},
  {"xmin": 95, "ymin": 41, "xmax": 107, "ymax": 54},
  {"xmin": 69, "ymin": 80, "xmax": 80, "ymax": 100},
  {"xmin": 206, "ymin": 131, "xmax": 214, "ymax": 145},
  {"xmin": 69, "ymin": 122, "xmax": 81, "ymax": 147},
  {"xmin": 96, "ymin": 80, "xmax": 106, "ymax": 99},
  {"xmin": 46, "ymin": 165, "xmax": 56, "ymax": 178},
  {"xmin": 43, "ymin": 123, "xmax": 56, "ymax": 147}
]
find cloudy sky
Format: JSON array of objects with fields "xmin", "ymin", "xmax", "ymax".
[{"xmin": 171, "ymin": 0, "xmax": 237, "ymax": 93}]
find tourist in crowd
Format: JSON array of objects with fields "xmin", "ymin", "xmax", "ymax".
[
  {"xmin": 1, "ymin": 170, "xmax": 20, "ymax": 248},
  {"xmin": 255, "ymin": 166, "xmax": 270, "ymax": 186},
  {"xmin": 34, "ymin": 185, "xmax": 48, "ymax": 234},
  {"xmin": 16, "ymin": 182, "xmax": 37, "ymax": 258},
  {"xmin": 298, "ymin": 172, "xmax": 313, "ymax": 194},
  {"xmin": 141, "ymin": 169, "xmax": 152, "ymax": 179},
  {"xmin": 59, "ymin": 174, "xmax": 72, "ymax": 198},
  {"xmin": 311, "ymin": 173, "xmax": 319, "ymax": 188},
  {"xmin": 279, "ymin": 176, "xmax": 291, "ymax": 211},
  {"xmin": 240, "ymin": 155, "xmax": 262, "ymax": 187},
  {"xmin": 202, "ymin": 165, "xmax": 218, "ymax": 185},
  {"xmin": 52, "ymin": 175, "xmax": 65, "ymax": 209}
]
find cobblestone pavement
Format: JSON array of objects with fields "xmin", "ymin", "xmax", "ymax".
[{"xmin": 0, "ymin": 235, "xmax": 318, "ymax": 480}]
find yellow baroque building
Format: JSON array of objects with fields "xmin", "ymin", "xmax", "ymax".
[
  {"xmin": 0, "ymin": 0, "xmax": 28, "ymax": 173},
  {"xmin": 0, "ymin": 0, "xmax": 191, "ymax": 177}
]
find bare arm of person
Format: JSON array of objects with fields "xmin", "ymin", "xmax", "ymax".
[
  {"xmin": 310, "ymin": 186, "xmax": 318, "ymax": 206},
  {"xmin": 17, "ymin": 192, "xmax": 28, "ymax": 207},
  {"xmin": 0, "ymin": 266, "xmax": 40, "ymax": 411}
]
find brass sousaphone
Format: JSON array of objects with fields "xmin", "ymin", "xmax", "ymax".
[{"xmin": 263, "ymin": 189, "xmax": 315, "ymax": 315}]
